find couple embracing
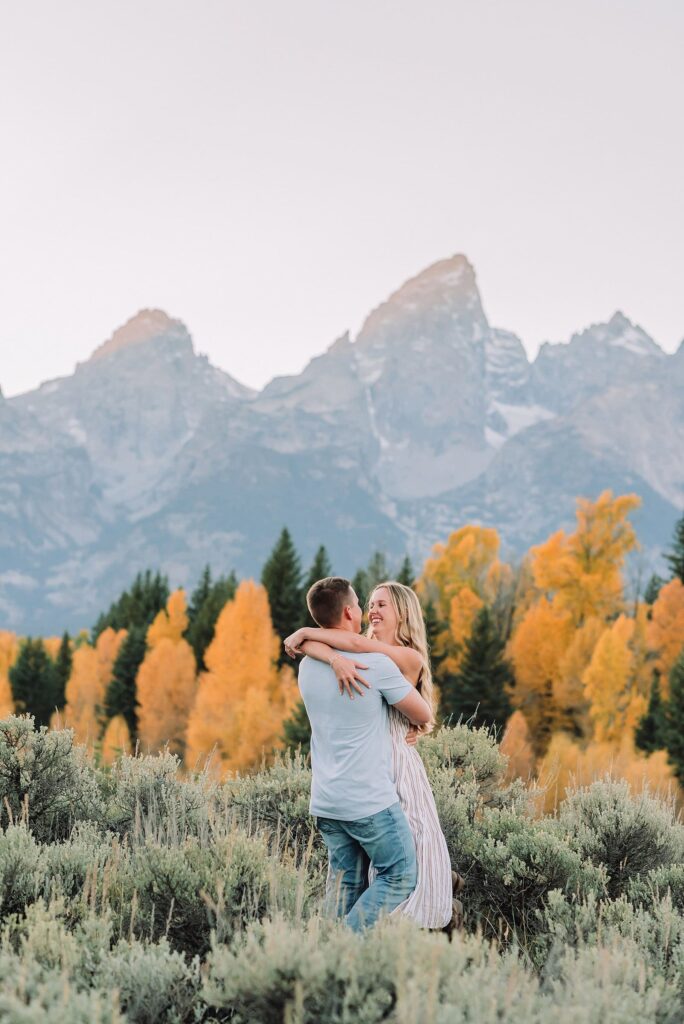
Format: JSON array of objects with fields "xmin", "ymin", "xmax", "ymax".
[{"xmin": 285, "ymin": 576, "xmax": 463, "ymax": 933}]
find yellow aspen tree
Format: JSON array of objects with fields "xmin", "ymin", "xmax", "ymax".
[
  {"xmin": 554, "ymin": 617, "xmax": 605, "ymax": 741},
  {"xmin": 137, "ymin": 589, "xmax": 197, "ymax": 757},
  {"xmin": 500, "ymin": 710, "xmax": 535, "ymax": 782},
  {"xmin": 647, "ymin": 579, "xmax": 684, "ymax": 695},
  {"xmin": 185, "ymin": 580, "xmax": 298, "ymax": 776},
  {"xmin": 63, "ymin": 627, "xmax": 127, "ymax": 744},
  {"xmin": 507, "ymin": 598, "xmax": 574, "ymax": 756},
  {"xmin": 43, "ymin": 636, "xmax": 62, "ymax": 659},
  {"xmin": 147, "ymin": 588, "xmax": 188, "ymax": 646},
  {"xmin": 531, "ymin": 491, "xmax": 640, "ymax": 625},
  {"xmin": 537, "ymin": 732, "xmax": 676, "ymax": 814},
  {"xmin": 582, "ymin": 614, "xmax": 649, "ymax": 744},
  {"xmin": 420, "ymin": 525, "xmax": 503, "ymax": 620},
  {"xmin": 419, "ymin": 526, "xmax": 515, "ymax": 700},
  {"xmin": 508, "ymin": 556, "xmax": 540, "ymax": 631},
  {"xmin": 101, "ymin": 714, "xmax": 132, "ymax": 764},
  {"xmin": 442, "ymin": 586, "xmax": 483, "ymax": 674},
  {"xmin": 0, "ymin": 631, "xmax": 18, "ymax": 717}
]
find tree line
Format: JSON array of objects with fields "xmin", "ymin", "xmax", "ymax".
[{"xmin": 2, "ymin": 500, "xmax": 684, "ymax": 798}]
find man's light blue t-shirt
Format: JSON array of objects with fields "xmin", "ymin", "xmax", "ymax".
[{"xmin": 298, "ymin": 650, "xmax": 413, "ymax": 821}]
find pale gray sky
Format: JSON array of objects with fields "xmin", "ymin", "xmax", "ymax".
[{"xmin": 1, "ymin": 0, "xmax": 682, "ymax": 397}]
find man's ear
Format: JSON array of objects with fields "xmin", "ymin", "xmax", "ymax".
[{"xmin": 341, "ymin": 605, "xmax": 353, "ymax": 623}]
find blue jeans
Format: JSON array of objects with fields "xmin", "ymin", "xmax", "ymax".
[{"xmin": 317, "ymin": 802, "xmax": 417, "ymax": 932}]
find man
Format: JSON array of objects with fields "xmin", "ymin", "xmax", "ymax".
[{"xmin": 294, "ymin": 576, "xmax": 432, "ymax": 932}]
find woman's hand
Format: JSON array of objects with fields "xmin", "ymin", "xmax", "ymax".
[
  {"xmin": 330, "ymin": 655, "xmax": 371, "ymax": 699},
  {"xmin": 284, "ymin": 627, "xmax": 313, "ymax": 659},
  {"xmin": 406, "ymin": 725, "xmax": 419, "ymax": 747}
]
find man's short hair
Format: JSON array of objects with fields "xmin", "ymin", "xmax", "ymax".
[{"xmin": 306, "ymin": 576, "xmax": 354, "ymax": 628}]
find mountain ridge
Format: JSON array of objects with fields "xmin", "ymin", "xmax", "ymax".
[{"xmin": 1, "ymin": 253, "xmax": 681, "ymax": 634}]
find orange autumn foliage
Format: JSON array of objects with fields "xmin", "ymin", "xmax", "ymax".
[
  {"xmin": 0, "ymin": 631, "xmax": 18, "ymax": 718},
  {"xmin": 101, "ymin": 714, "xmax": 132, "ymax": 764},
  {"xmin": 648, "ymin": 579, "xmax": 684, "ymax": 696},
  {"xmin": 537, "ymin": 732, "xmax": 676, "ymax": 814},
  {"xmin": 63, "ymin": 627, "xmax": 127, "ymax": 744},
  {"xmin": 419, "ymin": 525, "xmax": 505, "ymax": 620},
  {"xmin": 185, "ymin": 580, "xmax": 298, "ymax": 776},
  {"xmin": 508, "ymin": 598, "xmax": 574, "ymax": 755},
  {"xmin": 554, "ymin": 616, "xmax": 604, "ymax": 739},
  {"xmin": 43, "ymin": 636, "xmax": 62, "ymax": 659},
  {"xmin": 146, "ymin": 588, "xmax": 188, "ymax": 646},
  {"xmin": 137, "ymin": 589, "xmax": 197, "ymax": 757},
  {"xmin": 419, "ymin": 525, "xmax": 514, "ymax": 686},
  {"xmin": 444, "ymin": 586, "xmax": 483, "ymax": 673},
  {"xmin": 500, "ymin": 710, "xmax": 535, "ymax": 782},
  {"xmin": 582, "ymin": 615, "xmax": 649, "ymax": 744},
  {"xmin": 531, "ymin": 490, "xmax": 640, "ymax": 626},
  {"xmin": 505, "ymin": 492, "xmax": 643, "ymax": 759}
]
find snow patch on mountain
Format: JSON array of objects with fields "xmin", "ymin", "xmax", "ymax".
[{"xmin": 491, "ymin": 401, "xmax": 556, "ymax": 438}]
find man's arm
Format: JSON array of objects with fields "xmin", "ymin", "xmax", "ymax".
[
  {"xmin": 392, "ymin": 688, "xmax": 432, "ymax": 727},
  {"xmin": 285, "ymin": 626, "xmax": 422, "ymax": 682},
  {"xmin": 377, "ymin": 660, "xmax": 432, "ymax": 727},
  {"xmin": 299, "ymin": 639, "xmax": 370, "ymax": 697}
]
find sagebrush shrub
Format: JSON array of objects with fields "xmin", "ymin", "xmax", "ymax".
[
  {"xmin": 0, "ymin": 898, "xmax": 201, "ymax": 1024},
  {"xmin": 0, "ymin": 716, "xmax": 103, "ymax": 841},
  {"xmin": 204, "ymin": 914, "xmax": 684, "ymax": 1024},
  {"xmin": 557, "ymin": 778, "xmax": 682, "ymax": 898},
  {"xmin": 537, "ymin": 887, "xmax": 684, "ymax": 981},
  {"xmin": 0, "ymin": 718, "xmax": 680, "ymax": 1023},
  {"xmin": 546, "ymin": 936, "xmax": 683, "ymax": 1024},
  {"xmin": 203, "ymin": 916, "xmax": 545, "ymax": 1024},
  {"xmin": 459, "ymin": 806, "xmax": 606, "ymax": 941},
  {"xmin": 103, "ymin": 748, "xmax": 211, "ymax": 842},
  {"xmin": 93, "ymin": 937, "xmax": 200, "ymax": 1024},
  {"xmin": 627, "ymin": 863, "xmax": 684, "ymax": 914},
  {"xmin": 108, "ymin": 828, "xmax": 309, "ymax": 956},
  {"xmin": 420, "ymin": 723, "xmax": 509, "ymax": 796},
  {"xmin": 0, "ymin": 824, "xmax": 41, "ymax": 919}
]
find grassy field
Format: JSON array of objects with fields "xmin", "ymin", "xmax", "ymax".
[{"xmin": 0, "ymin": 714, "xmax": 682, "ymax": 1022}]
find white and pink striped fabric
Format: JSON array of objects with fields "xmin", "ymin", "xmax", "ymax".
[{"xmin": 371, "ymin": 704, "xmax": 453, "ymax": 928}]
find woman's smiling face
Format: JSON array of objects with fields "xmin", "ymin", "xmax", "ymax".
[{"xmin": 368, "ymin": 586, "xmax": 398, "ymax": 641}]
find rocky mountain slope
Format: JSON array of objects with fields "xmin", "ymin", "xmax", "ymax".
[{"xmin": 1, "ymin": 257, "xmax": 682, "ymax": 633}]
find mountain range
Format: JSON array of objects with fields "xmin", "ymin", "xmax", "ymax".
[{"xmin": 1, "ymin": 256, "xmax": 682, "ymax": 634}]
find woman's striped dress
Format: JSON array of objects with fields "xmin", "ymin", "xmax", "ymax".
[{"xmin": 371, "ymin": 704, "xmax": 453, "ymax": 928}]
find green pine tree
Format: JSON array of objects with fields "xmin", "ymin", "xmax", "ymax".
[
  {"xmin": 665, "ymin": 512, "xmax": 684, "ymax": 585},
  {"xmin": 644, "ymin": 574, "xmax": 665, "ymax": 607},
  {"xmin": 302, "ymin": 545, "xmax": 333, "ymax": 626},
  {"xmin": 53, "ymin": 631, "xmax": 72, "ymax": 711},
  {"xmin": 9, "ymin": 638, "xmax": 58, "ymax": 727},
  {"xmin": 104, "ymin": 625, "xmax": 147, "ymax": 741},
  {"xmin": 261, "ymin": 528, "xmax": 303, "ymax": 664},
  {"xmin": 282, "ymin": 700, "xmax": 311, "ymax": 755},
  {"xmin": 423, "ymin": 598, "xmax": 446, "ymax": 677},
  {"xmin": 366, "ymin": 552, "xmax": 389, "ymax": 590},
  {"xmin": 351, "ymin": 568, "xmax": 369, "ymax": 615},
  {"xmin": 439, "ymin": 606, "xmax": 513, "ymax": 732},
  {"xmin": 662, "ymin": 651, "xmax": 684, "ymax": 786},
  {"xmin": 396, "ymin": 555, "xmax": 415, "ymax": 587},
  {"xmin": 93, "ymin": 570, "xmax": 169, "ymax": 641},
  {"xmin": 188, "ymin": 565, "xmax": 212, "ymax": 620},
  {"xmin": 351, "ymin": 551, "xmax": 390, "ymax": 613},
  {"xmin": 186, "ymin": 566, "xmax": 238, "ymax": 671},
  {"xmin": 635, "ymin": 672, "xmax": 666, "ymax": 753}
]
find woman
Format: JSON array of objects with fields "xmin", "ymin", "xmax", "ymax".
[{"xmin": 285, "ymin": 580, "xmax": 461, "ymax": 930}]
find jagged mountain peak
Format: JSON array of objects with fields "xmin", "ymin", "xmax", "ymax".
[
  {"xmin": 544, "ymin": 311, "xmax": 663, "ymax": 359},
  {"xmin": 88, "ymin": 309, "xmax": 190, "ymax": 363},
  {"xmin": 355, "ymin": 254, "xmax": 486, "ymax": 347}
]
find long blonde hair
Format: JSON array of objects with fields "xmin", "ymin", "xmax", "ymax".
[{"xmin": 368, "ymin": 580, "xmax": 436, "ymax": 734}]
